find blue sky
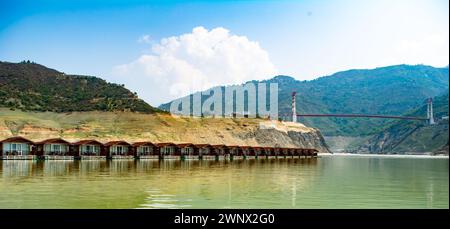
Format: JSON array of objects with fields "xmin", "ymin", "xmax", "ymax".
[{"xmin": 0, "ymin": 0, "xmax": 448, "ymax": 105}]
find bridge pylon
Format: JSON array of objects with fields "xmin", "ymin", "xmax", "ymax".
[{"xmin": 292, "ymin": 92, "xmax": 297, "ymax": 123}]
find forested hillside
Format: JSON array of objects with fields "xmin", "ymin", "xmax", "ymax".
[
  {"xmin": 0, "ymin": 61, "xmax": 159, "ymax": 113},
  {"xmin": 161, "ymin": 64, "xmax": 449, "ymax": 136},
  {"xmin": 357, "ymin": 93, "xmax": 449, "ymax": 154}
]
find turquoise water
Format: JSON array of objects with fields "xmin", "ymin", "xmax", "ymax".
[{"xmin": 0, "ymin": 156, "xmax": 448, "ymax": 208}]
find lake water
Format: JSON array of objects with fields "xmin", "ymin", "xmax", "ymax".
[{"xmin": 0, "ymin": 156, "xmax": 448, "ymax": 209}]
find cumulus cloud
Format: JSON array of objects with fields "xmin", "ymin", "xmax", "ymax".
[{"xmin": 113, "ymin": 26, "xmax": 277, "ymax": 106}]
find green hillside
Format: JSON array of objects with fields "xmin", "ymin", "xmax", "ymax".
[
  {"xmin": 356, "ymin": 93, "xmax": 449, "ymax": 154},
  {"xmin": 0, "ymin": 61, "xmax": 159, "ymax": 113},
  {"xmin": 160, "ymin": 64, "xmax": 449, "ymax": 136}
]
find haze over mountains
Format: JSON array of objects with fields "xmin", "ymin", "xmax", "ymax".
[
  {"xmin": 1, "ymin": 61, "xmax": 448, "ymax": 154},
  {"xmin": 160, "ymin": 64, "xmax": 449, "ymax": 154},
  {"xmin": 161, "ymin": 64, "xmax": 449, "ymax": 136}
]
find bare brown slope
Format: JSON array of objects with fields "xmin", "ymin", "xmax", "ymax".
[{"xmin": 0, "ymin": 108, "xmax": 330, "ymax": 153}]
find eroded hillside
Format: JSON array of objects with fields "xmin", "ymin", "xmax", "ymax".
[{"xmin": 0, "ymin": 109, "xmax": 330, "ymax": 153}]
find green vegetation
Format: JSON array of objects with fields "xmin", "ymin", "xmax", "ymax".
[
  {"xmin": 357, "ymin": 93, "xmax": 449, "ymax": 154},
  {"xmin": 1, "ymin": 61, "xmax": 448, "ymax": 154},
  {"xmin": 0, "ymin": 61, "xmax": 160, "ymax": 113},
  {"xmin": 160, "ymin": 64, "xmax": 449, "ymax": 136}
]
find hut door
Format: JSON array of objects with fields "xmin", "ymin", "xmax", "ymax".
[{"xmin": 12, "ymin": 143, "xmax": 23, "ymax": 155}]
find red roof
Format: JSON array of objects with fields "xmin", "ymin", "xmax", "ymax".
[
  {"xmin": 132, "ymin": 142, "xmax": 155, "ymax": 147},
  {"xmin": 177, "ymin": 143, "xmax": 195, "ymax": 148},
  {"xmin": 210, "ymin": 144, "xmax": 227, "ymax": 148},
  {"xmin": 193, "ymin": 144, "xmax": 212, "ymax": 148},
  {"xmin": 0, "ymin": 136, "xmax": 320, "ymax": 153},
  {"xmin": 0, "ymin": 136, "xmax": 34, "ymax": 143},
  {"xmin": 35, "ymin": 138, "xmax": 70, "ymax": 145},
  {"xmin": 104, "ymin": 141, "xmax": 131, "ymax": 146},
  {"xmin": 72, "ymin": 140, "xmax": 103, "ymax": 146},
  {"xmin": 155, "ymin": 142, "xmax": 177, "ymax": 147}
]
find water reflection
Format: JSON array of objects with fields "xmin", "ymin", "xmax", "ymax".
[
  {"xmin": 1, "ymin": 160, "xmax": 38, "ymax": 178},
  {"xmin": 0, "ymin": 158, "xmax": 317, "ymax": 178},
  {"xmin": 0, "ymin": 157, "xmax": 448, "ymax": 209}
]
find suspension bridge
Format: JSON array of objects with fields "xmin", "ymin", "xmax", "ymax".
[{"xmin": 290, "ymin": 92, "xmax": 435, "ymax": 125}]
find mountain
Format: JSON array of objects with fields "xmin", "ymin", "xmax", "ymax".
[
  {"xmin": 0, "ymin": 61, "xmax": 330, "ymax": 152},
  {"xmin": 0, "ymin": 61, "xmax": 159, "ymax": 113},
  {"xmin": 356, "ymin": 93, "xmax": 449, "ymax": 154},
  {"xmin": 160, "ymin": 64, "xmax": 449, "ymax": 137}
]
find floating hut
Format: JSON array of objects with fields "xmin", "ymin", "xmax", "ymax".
[
  {"xmin": 0, "ymin": 136, "xmax": 35, "ymax": 160},
  {"xmin": 0, "ymin": 137, "xmax": 319, "ymax": 161},
  {"xmin": 194, "ymin": 144, "xmax": 214, "ymax": 160},
  {"xmin": 156, "ymin": 143, "xmax": 178, "ymax": 160},
  {"xmin": 177, "ymin": 143, "xmax": 197, "ymax": 160},
  {"xmin": 72, "ymin": 140, "xmax": 104, "ymax": 160},
  {"xmin": 104, "ymin": 141, "xmax": 133, "ymax": 159},
  {"xmin": 35, "ymin": 138, "xmax": 72, "ymax": 160},
  {"xmin": 132, "ymin": 142, "xmax": 157, "ymax": 159},
  {"xmin": 210, "ymin": 144, "xmax": 229, "ymax": 160}
]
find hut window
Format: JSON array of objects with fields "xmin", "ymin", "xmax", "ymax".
[
  {"xmin": 138, "ymin": 146, "xmax": 152, "ymax": 154},
  {"xmin": 12, "ymin": 143, "xmax": 21, "ymax": 152},
  {"xmin": 45, "ymin": 144, "xmax": 68, "ymax": 154},
  {"xmin": 161, "ymin": 146, "xmax": 174, "ymax": 154},
  {"xmin": 4, "ymin": 143, "xmax": 29, "ymax": 155},
  {"xmin": 81, "ymin": 145, "xmax": 100, "ymax": 154},
  {"xmin": 111, "ymin": 145, "xmax": 128, "ymax": 154},
  {"xmin": 199, "ymin": 148, "xmax": 209, "ymax": 154},
  {"xmin": 181, "ymin": 147, "xmax": 193, "ymax": 154},
  {"xmin": 53, "ymin": 144, "xmax": 61, "ymax": 152}
]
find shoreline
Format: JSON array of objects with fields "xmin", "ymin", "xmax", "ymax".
[{"xmin": 319, "ymin": 152, "xmax": 449, "ymax": 159}]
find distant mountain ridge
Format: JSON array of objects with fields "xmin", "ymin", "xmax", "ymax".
[
  {"xmin": 160, "ymin": 64, "xmax": 449, "ymax": 136},
  {"xmin": 0, "ymin": 61, "xmax": 159, "ymax": 113}
]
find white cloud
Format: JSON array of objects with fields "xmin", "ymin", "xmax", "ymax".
[
  {"xmin": 137, "ymin": 34, "xmax": 152, "ymax": 44},
  {"xmin": 113, "ymin": 26, "xmax": 277, "ymax": 106}
]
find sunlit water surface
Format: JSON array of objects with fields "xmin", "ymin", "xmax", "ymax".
[{"xmin": 0, "ymin": 156, "xmax": 448, "ymax": 208}]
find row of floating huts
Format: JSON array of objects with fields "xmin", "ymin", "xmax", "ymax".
[{"xmin": 0, "ymin": 136, "xmax": 318, "ymax": 160}]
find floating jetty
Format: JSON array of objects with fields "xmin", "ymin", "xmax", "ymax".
[{"xmin": 0, "ymin": 136, "xmax": 318, "ymax": 160}]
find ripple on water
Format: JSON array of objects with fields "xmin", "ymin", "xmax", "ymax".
[{"xmin": 0, "ymin": 158, "xmax": 448, "ymax": 209}]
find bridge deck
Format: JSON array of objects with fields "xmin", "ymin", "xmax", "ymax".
[{"xmin": 297, "ymin": 114, "xmax": 427, "ymax": 120}]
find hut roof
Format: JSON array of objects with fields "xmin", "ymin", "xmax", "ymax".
[
  {"xmin": 72, "ymin": 140, "xmax": 103, "ymax": 146},
  {"xmin": 132, "ymin": 142, "xmax": 155, "ymax": 147},
  {"xmin": 193, "ymin": 144, "xmax": 212, "ymax": 148},
  {"xmin": 177, "ymin": 143, "xmax": 195, "ymax": 148},
  {"xmin": 0, "ymin": 136, "xmax": 34, "ymax": 144},
  {"xmin": 210, "ymin": 144, "xmax": 227, "ymax": 148},
  {"xmin": 35, "ymin": 138, "xmax": 70, "ymax": 145},
  {"xmin": 104, "ymin": 141, "xmax": 131, "ymax": 146},
  {"xmin": 155, "ymin": 142, "xmax": 177, "ymax": 147}
]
